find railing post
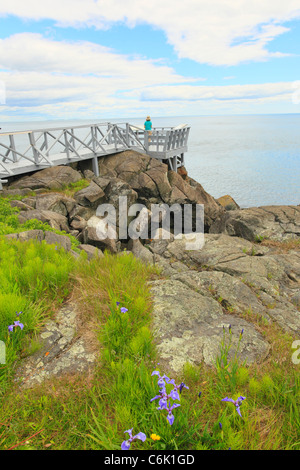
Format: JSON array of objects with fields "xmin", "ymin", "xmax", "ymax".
[
  {"xmin": 44, "ymin": 132, "xmax": 49, "ymax": 156},
  {"xmin": 91, "ymin": 125, "xmax": 99, "ymax": 176},
  {"xmin": 29, "ymin": 132, "xmax": 40, "ymax": 165},
  {"xmin": 144, "ymin": 131, "xmax": 149, "ymax": 152},
  {"xmin": 126, "ymin": 123, "xmax": 130, "ymax": 147},
  {"xmin": 9, "ymin": 135, "xmax": 17, "ymax": 163},
  {"xmin": 107, "ymin": 123, "xmax": 113, "ymax": 145},
  {"xmin": 64, "ymin": 130, "xmax": 70, "ymax": 159}
]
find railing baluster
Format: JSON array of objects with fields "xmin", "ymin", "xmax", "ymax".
[{"xmin": 9, "ymin": 135, "xmax": 17, "ymax": 163}]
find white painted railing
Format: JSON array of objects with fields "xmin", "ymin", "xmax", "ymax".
[{"xmin": 0, "ymin": 122, "xmax": 190, "ymax": 188}]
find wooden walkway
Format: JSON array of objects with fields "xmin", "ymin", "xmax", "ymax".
[{"xmin": 0, "ymin": 122, "xmax": 190, "ymax": 189}]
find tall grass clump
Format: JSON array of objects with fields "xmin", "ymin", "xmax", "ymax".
[
  {"xmin": 0, "ymin": 196, "xmax": 79, "ymax": 250},
  {"xmin": 0, "ymin": 237, "xmax": 77, "ymax": 388}
]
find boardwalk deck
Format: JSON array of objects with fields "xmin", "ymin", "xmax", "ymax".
[{"xmin": 0, "ymin": 122, "xmax": 190, "ymax": 189}]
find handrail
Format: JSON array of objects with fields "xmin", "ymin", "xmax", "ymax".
[{"xmin": 0, "ymin": 122, "xmax": 190, "ymax": 187}]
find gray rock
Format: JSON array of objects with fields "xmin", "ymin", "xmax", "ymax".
[
  {"xmin": 98, "ymin": 150, "xmax": 224, "ymax": 229},
  {"xmin": 150, "ymin": 279, "xmax": 269, "ymax": 373},
  {"xmin": 74, "ymin": 181, "xmax": 106, "ymax": 208},
  {"xmin": 210, "ymin": 205, "xmax": 300, "ymax": 242},
  {"xmin": 77, "ymin": 244, "xmax": 104, "ymax": 260},
  {"xmin": 127, "ymin": 239, "xmax": 154, "ymax": 265},
  {"xmin": 14, "ymin": 303, "xmax": 97, "ymax": 388},
  {"xmin": 9, "ymin": 200, "xmax": 33, "ymax": 211},
  {"xmin": 82, "ymin": 216, "xmax": 120, "ymax": 253},
  {"xmin": 5, "ymin": 230, "xmax": 44, "ymax": 243},
  {"xmin": 70, "ymin": 215, "xmax": 87, "ymax": 231},
  {"xmin": 18, "ymin": 209, "xmax": 70, "ymax": 233},
  {"xmin": 44, "ymin": 231, "xmax": 72, "ymax": 251},
  {"xmin": 9, "ymin": 166, "xmax": 82, "ymax": 190},
  {"xmin": 35, "ymin": 193, "xmax": 76, "ymax": 216}
]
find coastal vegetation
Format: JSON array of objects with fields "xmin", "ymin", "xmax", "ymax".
[{"xmin": 0, "ymin": 181, "xmax": 299, "ymax": 451}]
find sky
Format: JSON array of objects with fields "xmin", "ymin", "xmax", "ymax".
[{"xmin": 0, "ymin": 0, "xmax": 300, "ymax": 121}]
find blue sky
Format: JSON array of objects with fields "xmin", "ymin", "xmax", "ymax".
[{"xmin": 0, "ymin": 0, "xmax": 300, "ymax": 121}]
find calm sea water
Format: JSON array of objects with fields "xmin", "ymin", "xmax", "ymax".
[{"xmin": 1, "ymin": 114, "xmax": 300, "ymax": 208}]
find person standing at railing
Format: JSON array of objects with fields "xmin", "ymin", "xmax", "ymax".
[{"xmin": 144, "ymin": 116, "xmax": 152, "ymax": 142}]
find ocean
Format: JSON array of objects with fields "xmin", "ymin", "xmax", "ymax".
[{"xmin": 1, "ymin": 114, "xmax": 300, "ymax": 208}]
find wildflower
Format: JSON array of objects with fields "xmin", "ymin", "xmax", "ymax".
[
  {"xmin": 120, "ymin": 307, "xmax": 128, "ymax": 313},
  {"xmin": 121, "ymin": 428, "xmax": 146, "ymax": 450},
  {"xmin": 241, "ymin": 329, "xmax": 244, "ymax": 335},
  {"xmin": 219, "ymin": 422, "xmax": 222, "ymax": 430},
  {"xmin": 150, "ymin": 433, "xmax": 161, "ymax": 441},
  {"xmin": 151, "ymin": 370, "xmax": 188, "ymax": 425},
  {"xmin": 8, "ymin": 320, "xmax": 24, "ymax": 332},
  {"xmin": 166, "ymin": 402, "xmax": 181, "ymax": 426},
  {"xmin": 179, "ymin": 382, "xmax": 188, "ymax": 394},
  {"xmin": 222, "ymin": 396, "xmax": 246, "ymax": 417},
  {"xmin": 198, "ymin": 391, "xmax": 202, "ymax": 398},
  {"xmin": 116, "ymin": 302, "xmax": 120, "ymax": 306}
]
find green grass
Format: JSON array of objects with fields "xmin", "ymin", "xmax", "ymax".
[
  {"xmin": 0, "ymin": 191, "xmax": 299, "ymax": 450},
  {"xmin": 0, "ymin": 237, "xmax": 79, "ymax": 389},
  {"xmin": 1, "ymin": 249, "xmax": 299, "ymax": 450},
  {"xmin": 0, "ymin": 196, "xmax": 80, "ymax": 250}
]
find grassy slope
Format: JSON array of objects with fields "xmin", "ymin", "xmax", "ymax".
[{"xmin": 0, "ymin": 186, "xmax": 299, "ymax": 450}]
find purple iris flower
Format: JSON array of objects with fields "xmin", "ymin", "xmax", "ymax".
[
  {"xmin": 166, "ymin": 402, "xmax": 181, "ymax": 425},
  {"xmin": 8, "ymin": 320, "xmax": 24, "ymax": 332},
  {"xmin": 121, "ymin": 428, "xmax": 146, "ymax": 450},
  {"xmin": 179, "ymin": 382, "xmax": 188, "ymax": 394},
  {"xmin": 116, "ymin": 302, "xmax": 120, "ymax": 306},
  {"xmin": 222, "ymin": 396, "xmax": 246, "ymax": 417},
  {"xmin": 120, "ymin": 307, "xmax": 128, "ymax": 313},
  {"xmin": 151, "ymin": 370, "xmax": 188, "ymax": 425}
]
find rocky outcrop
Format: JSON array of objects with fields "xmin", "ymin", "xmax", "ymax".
[
  {"xmin": 14, "ymin": 303, "xmax": 97, "ymax": 389},
  {"xmin": 150, "ymin": 279, "xmax": 269, "ymax": 373},
  {"xmin": 217, "ymin": 194, "xmax": 240, "ymax": 211},
  {"xmin": 210, "ymin": 205, "xmax": 300, "ymax": 241},
  {"xmin": 98, "ymin": 150, "xmax": 225, "ymax": 230},
  {"xmin": 2, "ymin": 151, "xmax": 299, "ymax": 378},
  {"xmin": 9, "ymin": 165, "xmax": 82, "ymax": 190},
  {"xmin": 147, "ymin": 234, "xmax": 300, "ymax": 345}
]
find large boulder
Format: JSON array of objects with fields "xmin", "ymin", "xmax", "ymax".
[
  {"xmin": 35, "ymin": 193, "xmax": 76, "ymax": 216},
  {"xmin": 9, "ymin": 166, "xmax": 82, "ymax": 190},
  {"xmin": 5, "ymin": 230, "xmax": 72, "ymax": 251},
  {"xmin": 210, "ymin": 205, "xmax": 300, "ymax": 241},
  {"xmin": 148, "ymin": 233, "xmax": 300, "ymax": 337},
  {"xmin": 18, "ymin": 209, "xmax": 70, "ymax": 233},
  {"xmin": 217, "ymin": 194, "xmax": 240, "ymax": 211},
  {"xmin": 98, "ymin": 150, "xmax": 224, "ymax": 230},
  {"xmin": 74, "ymin": 181, "xmax": 106, "ymax": 209},
  {"xmin": 150, "ymin": 279, "xmax": 269, "ymax": 373},
  {"xmin": 82, "ymin": 215, "xmax": 120, "ymax": 253}
]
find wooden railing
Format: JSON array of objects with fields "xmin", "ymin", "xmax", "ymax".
[{"xmin": 0, "ymin": 122, "xmax": 190, "ymax": 187}]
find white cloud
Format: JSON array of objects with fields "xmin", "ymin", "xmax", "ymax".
[
  {"xmin": 0, "ymin": 0, "xmax": 300, "ymax": 65},
  {"xmin": 0, "ymin": 33, "xmax": 191, "ymax": 85},
  {"xmin": 137, "ymin": 82, "xmax": 295, "ymax": 102},
  {"xmin": 0, "ymin": 33, "xmax": 197, "ymax": 118}
]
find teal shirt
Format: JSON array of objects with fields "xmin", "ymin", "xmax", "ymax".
[{"xmin": 144, "ymin": 120, "xmax": 152, "ymax": 131}]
